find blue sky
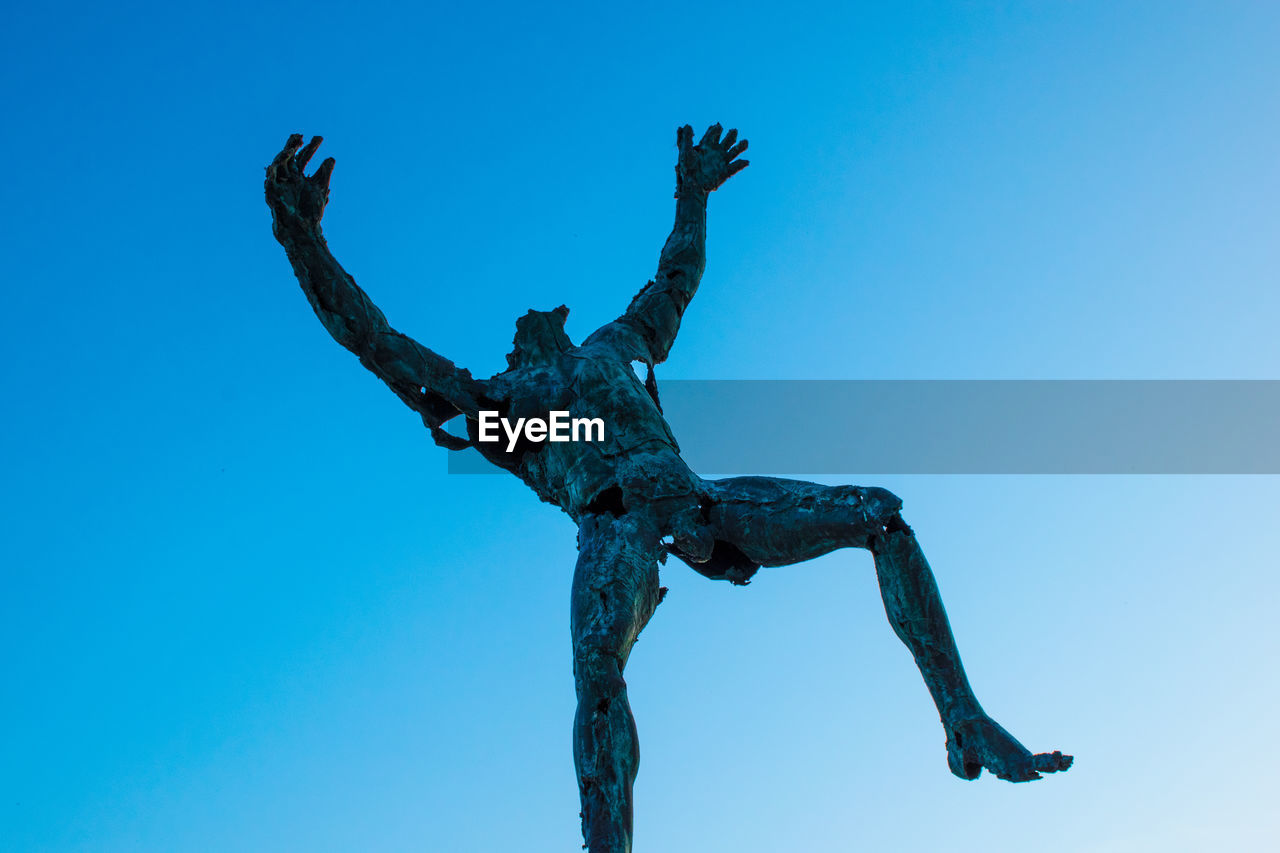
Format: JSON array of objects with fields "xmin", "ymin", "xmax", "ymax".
[{"xmin": 3, "ymin": 2, "xmax": 1278, "ymax": 850}]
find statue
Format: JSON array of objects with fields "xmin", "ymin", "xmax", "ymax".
[{"xmin": 265, "ymin": 126, "xmax": 1072, "ymax": 853}]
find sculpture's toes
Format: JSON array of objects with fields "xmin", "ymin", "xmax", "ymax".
[
  {"xmin": 993, "ymin": 752, "xmax": 1071, "ymax": 782},
  {"xmin": 1031, "ymin": 750, "xmax": 1074, "ymax": 775}
]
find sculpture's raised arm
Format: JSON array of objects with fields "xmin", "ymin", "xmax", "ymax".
[
  {"xmin": 265, "ymin": 135, "xmax": 482, "ymax": 449},
  {"xmin": 586, "ymin": 124, "xmax": 748, "ymax": 365}
]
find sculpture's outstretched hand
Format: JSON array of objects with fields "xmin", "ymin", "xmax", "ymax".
[
  {"xmin": 265, "ymin": 133, "xmax": 335, "ymax": 230},
  {"xmin": 675, "ymin": 123, "xmax": 749, "ymax": 198}
]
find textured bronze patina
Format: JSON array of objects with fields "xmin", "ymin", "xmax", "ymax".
[{"xmin": 265, "ymin": 126, "xmax": 1072, "ymax": 853}]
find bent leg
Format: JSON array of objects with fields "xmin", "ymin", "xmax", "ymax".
[
  {"xmin": 870, "ymin": 519, "xmax": 1071, "ymax": 781},
  {"xmin": 698, "ymin": 476, "xmax": 1072, "ymax": 783},
  {"xmin": 571, "ymin": 511, "xmax": 665, "ymax": 853}
]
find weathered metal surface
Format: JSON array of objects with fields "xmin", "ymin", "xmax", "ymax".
[{"xmin": 265, "ymin": 125, "xmax": 1071, "ymax": 853}]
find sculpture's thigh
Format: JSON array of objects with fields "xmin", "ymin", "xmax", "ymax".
[
  {"xmin": 701, "ymin": 476, "xmax": 903, "ymax": 567},
  {"xmin": 571, "ymin": 512, "xmax": 664, "ymax": 674}
]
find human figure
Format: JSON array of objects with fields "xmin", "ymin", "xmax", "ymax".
[{"xmin": 265, "ymin": 125, "xmax": 1071, "ymax": 853}]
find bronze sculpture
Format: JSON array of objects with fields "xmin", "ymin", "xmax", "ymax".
[{"xmin": 265, "ymin": 125, "xmax": 1072, "ymax": 853}]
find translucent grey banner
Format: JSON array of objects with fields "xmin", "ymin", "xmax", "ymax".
[{"xmin": 447, "ymin": 380, "xmax": 1280, "ymax": 474}]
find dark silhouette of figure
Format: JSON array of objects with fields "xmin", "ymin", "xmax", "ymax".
[{"xmin": 265, "ymin": 126, "xmax": 1072, "ymax": 853}]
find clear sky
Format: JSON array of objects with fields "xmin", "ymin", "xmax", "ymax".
[{"xmin": 3, "ymin": 2, "xmax": 1278, "ymax": 851}]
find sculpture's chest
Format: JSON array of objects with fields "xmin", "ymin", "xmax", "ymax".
[
  {"xmin": 477, "ymin": 354, "xmax": 696, "ymax": 520},
  {"xmin": 487, "ymin": 356, "xmax": 653, "ymax": 425}
]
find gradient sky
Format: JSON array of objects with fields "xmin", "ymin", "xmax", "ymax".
[{"xmin": 3, "ymin": 2, "xmax": 1278, "ymax": 851}]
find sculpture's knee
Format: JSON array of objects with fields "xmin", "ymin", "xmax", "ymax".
[
  {"xmin": 573, "ymin": 646, "xmax": 628, "ymax": 708},
  {"xmin": 859, "ymin": 487, "xmax": 913, "ymax": 555},
  {"xmin": 861, "ymin": 486, "xmax": 903, "ymax": 523}
]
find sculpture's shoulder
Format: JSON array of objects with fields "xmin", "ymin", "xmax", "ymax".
[{"xmin": 580, "ymin": 321, "xmax": 651, "ymax": 366}]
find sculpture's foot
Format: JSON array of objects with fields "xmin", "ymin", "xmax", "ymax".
[{"xmin": 945, "ymin": 715, "xmax": 1073, "ymax": 783}]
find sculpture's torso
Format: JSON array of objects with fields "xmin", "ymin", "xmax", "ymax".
[{"xmin": 476, "ymin": 342, "xmax": 701, "ymax": 521}]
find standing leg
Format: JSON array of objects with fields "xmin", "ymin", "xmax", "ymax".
[
  {"xmin": 691, "ymin": 476, "xmax": 1072, "ymax": 782},
  {"xmin": 571, "ymin": 511, "xmax": 665, "ymax": 853}
]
